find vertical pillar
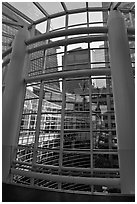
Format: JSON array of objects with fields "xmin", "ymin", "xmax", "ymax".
[
  {"xmin": 2, "ymin": 26, "xmax": 29, "ymax": 182},
  {"xmin": 108, "ymin": 10, "xmax": 135, "ymax": 194}
]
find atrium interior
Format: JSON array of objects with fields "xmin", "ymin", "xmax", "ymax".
[{"xmin": 2, "ymin": 2, "xmax": 135, "ymax": 202}]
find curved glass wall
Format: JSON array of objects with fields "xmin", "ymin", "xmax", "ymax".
[{"xmin": 2, "ymin": 2, "xmax": 135, "ymax": 195}]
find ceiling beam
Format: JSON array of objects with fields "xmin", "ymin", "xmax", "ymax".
[
  {"xmin": 109, "ymin": 2, "xmax": 121, "ymax": 10},
  {"xmin": 33, "ymin": 2, "xmax": 49, "ymax": 17},
  {"xmin": 113, "ymin": 2, "xmax": 121, "ymax": 10},
  {"xmin": 61, "ymin": 2, "xmax": 68, "ymax": 13}
]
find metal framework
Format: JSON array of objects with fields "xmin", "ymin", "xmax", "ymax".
[{"xmin": 2, "ymin": 2, "xmax": 135, "ymax": 196}]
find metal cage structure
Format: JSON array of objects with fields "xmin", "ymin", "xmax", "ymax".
[{"xmin": 2, "ymin": 2, "xmax": 135, "ymax": 197}]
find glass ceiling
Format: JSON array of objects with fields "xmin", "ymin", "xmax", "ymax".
[
  {"xmin": 7, "ymin": 2, "xmax": 135, "ymax": 32},
  {"xmin": 8, "ymin": 2, "xmax": 135, "ymax": 18}
]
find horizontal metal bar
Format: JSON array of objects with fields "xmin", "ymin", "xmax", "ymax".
[
  {"xmin": 93, "ymin": 168, "xmax": 119, "ymax": 172},
  {"xmin": 64, "ymin": 129, "xmax": 90, "ymax": 132},
  {"xmin": 93, "ymin": 151, "xmax": 118, "ymax": 155},
  {"xmin": 11, "ymin": 168, "xmax": 120, "ymax": 186},
  {"xmin": 27, "ymin": 34, "xmax": 133, "ymax": 54},
  {"xmin": 2, "ymin": 19, "xmax": 23, "ymax": 27},
  {"xmin": 26, "ymin": 26, "xmax": 108, "ymax": 45},
  {"xmin": 93, "ymin": 129, "xmax": 116, "ymax": 132},
  {"xmin": 27, "ymin": 35, "xmax": 107, "ymax": 53},
  {"xmin": 36, "ymin": 147, "xmax": 118, "ymax": 155},
  {"xmin": 22, "ymin": 112, "xmax": 37, "ymax": 116},
  {"xmin": 41, "ymin": 112, "xmax": 61, "ymax": 115},
  {"xmin": 64, "ymin": 111, "xmax": 89, "ymax": 114},
  {"xmin": 25, "ymin": 68, "xmax": 111, "ymax": 84},
  {"xmin": 13, "ymin": 160, "xmax": 120, "ymax": 173},
  {"xmin": 39, "ymin": 129, "xmax": 60, "ymax": 132},
  {"xmin": 24, "ymin": 97, "xmax": 39, "ymax": 101},
  {"xmin": 2, "ymin": 47, "xmax": 12, "ymax": 58},
  {"xmin": 2, "ymin": 58, "xmax": 10, "ymax": 68},
  {"xmin": 20, "ymin": 128, "xmax": 36, "ymax": 131}
]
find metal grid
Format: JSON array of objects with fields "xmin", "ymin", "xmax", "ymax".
[{"xmin": 2, "ymin": 2, "xmax": 135, "ymax": 195}]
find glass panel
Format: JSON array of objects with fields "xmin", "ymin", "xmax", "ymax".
[
  {"xmin": 65, "ymin": 78, "xmax": 89, "ymax": 98},
  {"xmin": 68, "ymin": 12, "xmax": 87, "ymax": 26},
  {"xmin": 65, "ymin": 2, "xmax": 86, "ymax": 10},
  {"xmin": 36, "ymin": 150, "xmax": 59, "ymax": 166},
  {"xmin": 91, "ymin": 47, "xmax": 106, "ymax": 68},
  {"xmin": 39, "ymin": 2, "xmax": 64, "ymax": 15},
  {"xmin": 34, "ymin": 179, "xmax": 58, "ymax": 188},
  {"xmin": 64, "ymin": 131, "xmax": 90, "ymax": 150},
  {"xmin": 88, "ymin": 2, "xmax": 102, "ymax": 7},
  {"xmin": 63, "ymin": 152, "xmax": 90, "ymax": 168},
  {"xmin": 36, "ymin": 21, "xmax": 47, "ymax": 34},
  {"xmin": 23, "ymin": 99, "xmax": 39, "ymax": 114},
  {"xmin": 16, "ymin": 147, "xmax": 33, "ymax": 163},
  {"xmin": 89, "ymin": 11, "xmax": 103, "ymax": 23},
  {"xmin": 64, "ymin": 46, "xmax": 89, "ymax": 71},
  {"xmin": 50, "ymin": 16, "xmax": 65, "ymax": 31},
  {"xmin": 18, "ymin": 130, "xmax": 35, "ymax": 146},
  {"xmin": 44, "ymin": 47, "xmax": 64, "ymax": 73},
  {"xmin": 9, "ymin": 2, "xmax": 45, "ymax": 21},
  {"xmin": 93, "ymin": 154, "xmax": 119, "ymax": 168},
  {"xmin": 62, "ymin": 182, "xmax": 91, "ymax": 192},
  {"xmin": 67, "ymin": 43, "xmax": 88, "ymax": 53},
  {"xmin": 42, "ymin": 80, "xmax": 62, "ymax": 112},
  {"xmin": 38, "ymin": 131, "xmax": 60, "ymax": 149}
]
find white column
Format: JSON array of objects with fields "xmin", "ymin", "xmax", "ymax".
[
  {"xmin": 108, "ymin": 10, "xmax": 135, "ymax": 194},
  {"xmin": 2, "ymin": 26, "xmax": 30, "ymax": 182}
]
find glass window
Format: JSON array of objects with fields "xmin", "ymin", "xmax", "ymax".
[{"xmin": 68, "ymin": 12, "xmax": 87, "ymax": 27}]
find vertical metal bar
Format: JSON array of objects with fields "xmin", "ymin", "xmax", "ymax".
[
  {"xmin": 2, "ymin": 27, "xmax": 29, "ymax": 182},
  {"xmin": 58, "ymin": 13, "xmax": 68, "ymax": 189},
  {"xmin": 102, "ymin": 8, "xmax": 113, "ymax": 163},
  {"xmin": 31, "ymin": 19, "xmax": 51, "ymax": 185},
  {"xmin": 108, "ymin": 10, "xmax": 135, "ymax": 194},
  {"xmin": 87, "ymin": 3, "xmax": 93, "ymax": 193},
  {"xmin": 89, "ymin": 77, "xmax": 94, "ymax": 193}
]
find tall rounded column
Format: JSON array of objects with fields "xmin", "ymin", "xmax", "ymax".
[
  {"xmin": 2, "ymin": 27, "xmax": 29, "ymax": 182},
  {"xmin": 108, "ymin": 10, "xmax": 135, "ymax": 194}
]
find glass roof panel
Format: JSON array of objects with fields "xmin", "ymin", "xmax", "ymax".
[
  {"xmin": 88, "ymin": 2, "xmax": 102, "ymax": 7},
  {"xmin": 39, "ymin": 2, "xmax": 64, "ymax": 15},
  {"xmin": 65, "ymin": 2, "xmax": 86, "ymax": 10},
  {"xmin": 9, "ymin": 2, "xmax": 45, "ymax": 21}
]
